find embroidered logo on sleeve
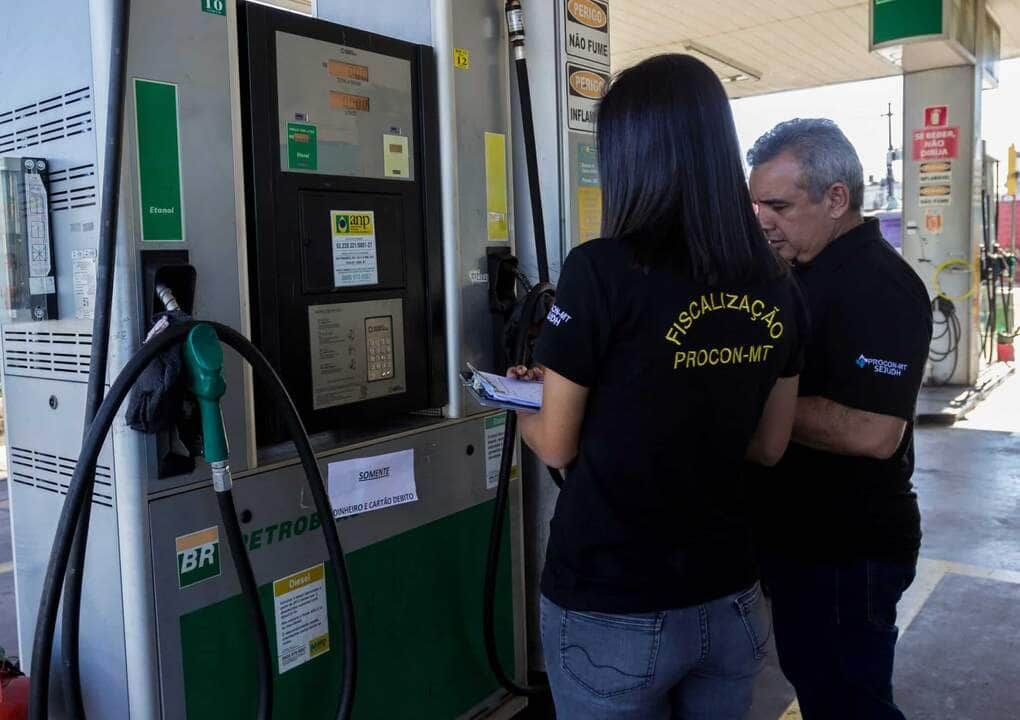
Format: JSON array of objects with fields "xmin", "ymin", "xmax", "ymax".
[
  {"xmin": 856, "ymin": 354, "xmax": 908, "ymax": 377},
  {"xmin": 546, "ymin": 304, "xmax": 573, "ymax": 327}
]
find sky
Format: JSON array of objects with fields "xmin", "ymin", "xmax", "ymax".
[{"xmin": 730, "ymin": 58, "xmax": 1020, "ymax": 195}]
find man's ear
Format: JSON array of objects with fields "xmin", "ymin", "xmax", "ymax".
[{"xmin": 826, "ymin": 182, "xmax": 852, "ymax": 219}]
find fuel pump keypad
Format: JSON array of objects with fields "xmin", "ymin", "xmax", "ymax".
[{"xmin": 366, "ymin": 316, "xmax": 395, "ymax": 382}]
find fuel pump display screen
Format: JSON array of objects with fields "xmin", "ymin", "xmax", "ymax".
[
  {"xmin": 242, "ymin": 4, "xmax": 444, "ymax": 441},
  {"xmin": 327, "ymin": 60, "xmax": 369, "ymax": 81},
  {"xmin": 329, "ymin": 91, "xmax": 371, "ymax": 112},
  {"xmin": 276, "ymin": 31, "xmax": 416, "ymax": 182}
]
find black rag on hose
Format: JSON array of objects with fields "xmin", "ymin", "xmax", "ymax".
[{"xmin": 125, "ymin": 309, "xmax": 193, "ymax": 433}]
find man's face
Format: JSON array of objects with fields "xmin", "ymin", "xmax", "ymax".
[{"xmin": 749, "ymin": 151, "xmax": 838, "ymax": 265}]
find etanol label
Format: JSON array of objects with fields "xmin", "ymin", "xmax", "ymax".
[
  {"xmin": 134, "ymin": 79, "xmax": 185, "ymax": 242},
  {"xmin": 287, "ymin": 122, "xmax": 318, "ymax": 171}
]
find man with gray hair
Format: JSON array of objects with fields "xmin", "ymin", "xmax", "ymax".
[{"xmin": 747, "ymin": 119, "xmax": 932, "ymax": 719}]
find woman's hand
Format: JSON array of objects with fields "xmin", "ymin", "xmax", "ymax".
[
  {"xmin": 507, "ymin": 365, "xmax": 545, "ymax": 382},
  {"xmin": 512, "ymin": 366, "xmax": 587, "ymax": 469}
]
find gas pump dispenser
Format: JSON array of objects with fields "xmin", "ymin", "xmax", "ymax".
[{"xmin": 2, "ymin": 0, "xmax": 542, "ymax": 718}]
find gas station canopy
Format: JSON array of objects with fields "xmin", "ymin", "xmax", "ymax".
[{"xmin": 611, "ymin": 0, "xmax": 1020, "ymax": 96}]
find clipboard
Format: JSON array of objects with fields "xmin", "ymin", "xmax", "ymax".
[{"xmin": 460, "ymin": 365, "xmax": 542, "ymax": 413}]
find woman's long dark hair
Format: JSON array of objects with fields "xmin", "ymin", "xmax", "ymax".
[{"xmin": 597, "ymin": 54, "xmax": 783, "ymax": 284}]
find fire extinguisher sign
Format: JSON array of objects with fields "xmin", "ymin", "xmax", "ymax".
[{"xmin": 924, "ymin": 106, "xmax": 948, "ymax": 128}]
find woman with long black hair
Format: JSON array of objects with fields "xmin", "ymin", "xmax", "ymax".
[{"xmin": 512, "ymin": 54, "xmax": 806, "ymax": 718}]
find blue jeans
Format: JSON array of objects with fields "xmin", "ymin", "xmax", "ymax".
[
  {"xmin": 762, "ymin": 556, "xmax": 916, "ymax": 720},
  {"xmin": 539, "ymin": 584, "xmax": 770, "ymax": 719}
]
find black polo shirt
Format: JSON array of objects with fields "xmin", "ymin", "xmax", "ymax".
[
  {"xmin": 534, "ymin": 237, "xmax": 807, "ymax": 613},
  {"xmin": 755, "ymin": 218, "xmax": 932, "ymax": 563}
]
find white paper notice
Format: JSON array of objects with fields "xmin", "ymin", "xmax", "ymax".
[
  {"xmin": 330, "ymin": 210, "xmax": 378, "ymax": 287},
  {"xmin": 328, "ymin": 449, "xmax": 417, "ymax": 518},
  {"xmin": 72, "ymin": 249, "xmax": 98, "ymax": 320},
  {"xmin": 273, "ymin": 563, "xmax": 330, "ymax": 674},
  {"xmin": 25, "ymin": 173, "xmax": 51, "ymax": 277}
]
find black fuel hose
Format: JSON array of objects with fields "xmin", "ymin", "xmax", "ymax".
[
  {"xmin": 929, "ymin": 297, "xmax": 961, "ymax": 385},
  {"xmin": 483, "ymin": 283, "xmax": 559, "ymax": 697},
  {"xmin": 483, "ymin": 0, "xmax": 563, "ymax": 698},
  {"xmin": 60, "ymin": 0, "xmax": 132, "ymax": 715},
  {"xmin": 217, "ymin": 487, "xmax": 274, "ymax": 720},
  {"xmin": 514, "ymin": 61, "xmax": 549, "ymax": 285},
  {"xmin": 506, "ymin": 0, "xmax": 550, "ymax": 285},
  {"xmin": 983, "ymin": 253, "xmax": 996, "ymax": 362},
  {"xmin": 31, "ymin": 321, "xmax": 357, "ymax": 720}
]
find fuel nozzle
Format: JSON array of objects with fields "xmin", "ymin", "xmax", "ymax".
[{"xmin": 183, "ymin": 324, "xmax": 231, "ymax": 490}]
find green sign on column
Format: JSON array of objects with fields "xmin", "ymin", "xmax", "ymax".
[
  {"xmin": 872, "ymin": 0, "xmax": 943, "ymax": 47},
  {"xmin": 134, "ymin": 78, "xmax": 185, "ymax": 242}
]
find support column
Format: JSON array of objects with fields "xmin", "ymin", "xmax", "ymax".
[{"xmin": 901, "ymin": 63, "xmax": 983, "ymax": 385}]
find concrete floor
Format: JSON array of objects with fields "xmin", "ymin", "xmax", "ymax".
[
  {"xmin": 519, "ymin": 369, "xmax": 1020, "ymax": 720},
  {"xmin": 748, "ymin": 368, "xmax": 1020, "ymax": 720},
  {"xmin": 1, "ymin": 371, "xmax": 1019, "ymax": 717}
]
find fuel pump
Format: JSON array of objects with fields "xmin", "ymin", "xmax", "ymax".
[
  {"xmin": 30, "ymin": 314, "xmax": 360, "ymax": 720},
  {"xmin": 979, "ymin": 172, "xmax": 1020, "ymax": 363},
  {"xmin": 27, "ymin": 3, "xmax": 357, "ymax": 717},
  {"xmin": 6, "ymin": 0, "xmax": 535, "ymax": 716}
]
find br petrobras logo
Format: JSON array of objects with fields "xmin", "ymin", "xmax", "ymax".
[{"xmin": 857, "ymin": 354, "xmax": 908, "ymax": 377}]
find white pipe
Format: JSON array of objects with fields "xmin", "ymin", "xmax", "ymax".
[
  {"xmin": 87, "ymin": 1, "xmax": 161, "ymax": 716},
  {"xmin": 432, "ymin": 0, "xmax": 463, "ymax": 417}
]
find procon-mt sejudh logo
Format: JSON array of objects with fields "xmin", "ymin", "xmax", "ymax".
[{"xmin": 856, "ymin": 354, "xmax": 908, "ymax": 377}]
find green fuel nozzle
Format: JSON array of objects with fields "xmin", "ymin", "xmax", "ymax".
[{"xmin": 183, "ymin": 324, "xmax": 230, "ymax": 483}]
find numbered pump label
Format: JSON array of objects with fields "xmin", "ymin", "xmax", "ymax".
[{"xmin": 201, "ymin": 0, "xmax": 226, "ymax": 16}]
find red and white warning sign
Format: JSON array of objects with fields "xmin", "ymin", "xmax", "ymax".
[
  {"xmin": 925, "ymin": 208, "xmax": 944, "ymax": 234},
  {"xmin": 912, "ymin": 127, "xmax": 959, "ymax": 161},
  {"xmin": 924, "ymin": 106, "xmax": 948, "ymax": 128}
]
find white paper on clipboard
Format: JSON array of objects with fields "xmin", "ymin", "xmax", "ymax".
[{"xmin": 463, "ymin": 364, "xmax": 543, "ymax": 411}]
